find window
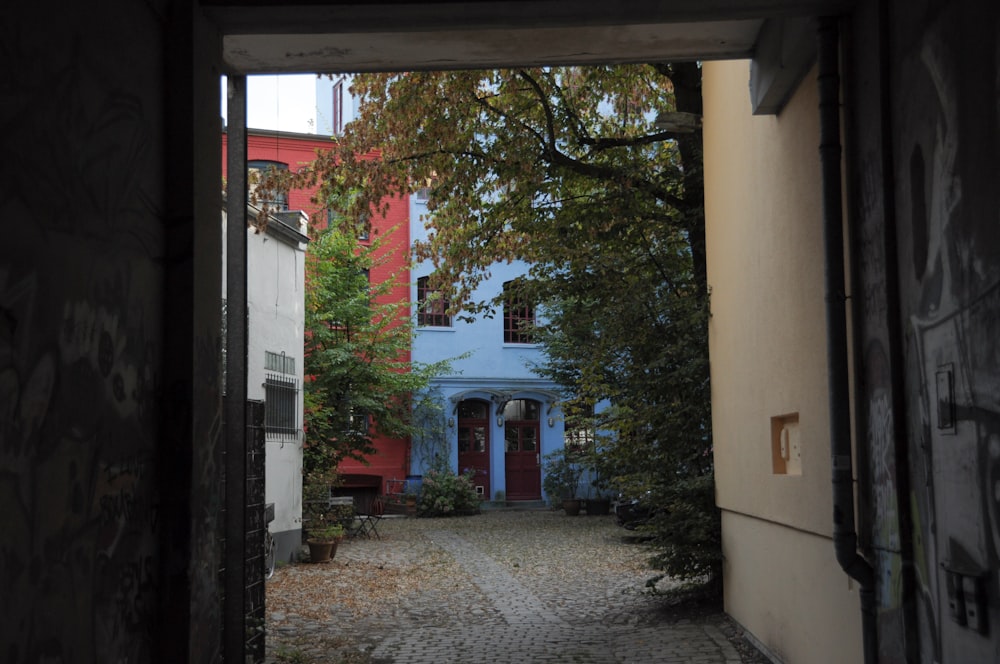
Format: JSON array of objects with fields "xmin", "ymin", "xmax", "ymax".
[
  {"xmin": 414, "ymin": 171, "xmax": 437, "ymax": 201},
  {"xmin": 417, "ymin": 276, "xmax": 451, "ymax": 327},
  {"xmin": 264, "ymin": 375, "xmax": 298, "ymax": 439},
  {"xmin": 332, "ymin": 78, "xmax": 344, "ymax": 136},
  {"xmin": 503, "ymin": 399, "xmax": 540, "ymax": 453},
  {"xmin": 357, "ymin": 212, "xmax": 370, "ymax": 241},
  {"xmin": 458, "ymin": 427, "xmax": 487, "ymax": 453},
  {"xmin": 264, "ymin": 351, "xmax": 298, "ymax": 440},
  {"xmin": 458, "ymin": 400, "xmax": 489, "ymax": 420},
  {"xmin": 248, "ymin": 160, "xmax": 289, "ymax": 210},
  {"xmin": 264, "ymin": 350, "xmax": 295, "ymax": 375},
  {"xmin": 328, "ymin": 208, "xmax": 370, "ymax": 240},
  {"xmin": 458, "ymin": 400, "xmax": 489, "ymax": 454},
  {"xmin": 503, "ymin": 399, "xmax": 540, "ymax": 421},
  {"xmin": 349, "ymin": 410, "xmax": 370, "ymax": 435},
  {"xmin": 564, "ymin": 420, "xmax": 595, "ymax": 457},
  {"xmin": 503, "ymin": 280, "xmax": 535, "ymax": 343}
]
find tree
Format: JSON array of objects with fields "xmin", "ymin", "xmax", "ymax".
[
  {"xmin": 302, "ymin": 224, "xmax": 448, "ymax": 479},
  {"xmin": 317, "ymin": 66, "xmax": 704, "ymax": 308},
  {"xmin": 278, "ymin": 64, "xmax": 717, "ymax": 587}
]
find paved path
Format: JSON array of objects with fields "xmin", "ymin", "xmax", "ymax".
[{"xmin": 266, "ymin": 510, "xmax": 742, "ymax": 664}]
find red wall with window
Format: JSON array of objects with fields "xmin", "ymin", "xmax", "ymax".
[{"xmin": 222, "ymin": 129, "xmax": 412, "ymax": 495}]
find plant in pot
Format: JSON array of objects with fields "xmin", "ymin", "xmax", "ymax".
[
  {"xmin": 542, "ymin": 449, "xmax": 583, "ymax": 515},
  {"xmin": 301, "ymin": 450, "xmax": 345, "ymax": 563},
  {"xmin": 305, "ymin": 519, "xmax": 344, "ymax": 563},
  {"xmin": 404, "ymin": 491, "xmax": 418, "ymax": 517}
]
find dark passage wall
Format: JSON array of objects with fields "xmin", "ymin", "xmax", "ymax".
[
  {"xmin": 2, "ymin": 3, "xmax": 166, "ymax": 660},
  {"xmin": 1, "ymin": 1, "xmax": 224, "ymax": 661},
  {"xmin": 854, "ymin": 0, "xmax": 1000, "ymax": 662},
  {"xmin": 892, "ymin": 2, "xmax": 1000, "ymax": 661}
]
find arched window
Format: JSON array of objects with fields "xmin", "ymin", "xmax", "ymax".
[{"xmin": 503, "ymin": 399, "xmax": 540, "ymax": 453}]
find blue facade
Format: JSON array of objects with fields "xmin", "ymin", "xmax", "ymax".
[{"xmin": 409, "ymin": 195, "xmax": 566, "ymax": 502}]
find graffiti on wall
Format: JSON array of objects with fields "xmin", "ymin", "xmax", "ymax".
[
  {"xmin": 893, "ymin": 2, "xmax": 1000, "ymax": 661},
  {"xmin": 0, "ymin": 5, "xmax": 166, "ymax": 659},
  {"xmin": 857, "ymin": 127, "xmax": 912, "ymax": 660},
  {"xmin": 0, "ymin": 264, "xmax": 163, "ymax": 660},
  {"xmin": 858, "ymin": 3, "xmax": 1000, "ymax": 661}
]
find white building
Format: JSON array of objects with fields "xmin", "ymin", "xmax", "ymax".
[{"xmin": 223, "ymin": 203, "xmax": 309, "ymax": 566}]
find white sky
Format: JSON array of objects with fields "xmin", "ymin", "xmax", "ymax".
[{"xmin": 221, "ymin": 74, "xmax": 317, "ymax": 134}]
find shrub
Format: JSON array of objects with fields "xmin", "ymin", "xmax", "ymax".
[
  {"xmin": 643, "ymin": 473, "xmax": 722, "ymax": 592},
  {"xmin": 417, "ymin": 469, "xmax": 481, "ymax": 517},
  {"xmin": 541, "ymin": 449, "xmax": 583, "ymax": 502},
  {"xmin": 306, "ymin": 522, "xmax": 345, "ymax": 543}
]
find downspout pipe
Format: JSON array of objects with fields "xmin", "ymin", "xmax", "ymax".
[{"xmin": 817, "ymin": 16, "xmax": 878, "ymax": 664}]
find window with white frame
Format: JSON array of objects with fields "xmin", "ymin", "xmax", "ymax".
[
  {"xmin": 503, "ymin": 280, "xmax": 535, "ymax": 343},
  {"xmin": 417, "ymin": 275, "xmax": 451, "ymax": 327}
]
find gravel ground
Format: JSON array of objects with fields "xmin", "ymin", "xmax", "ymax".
[{"xmin": 265, "ymin": 509, "xmax": 770, "ymax": 663}]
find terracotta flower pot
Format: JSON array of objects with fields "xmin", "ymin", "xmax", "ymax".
[
  {"xmin": 307, "ymin": 538, "xmax": 339, "ymax": 563},
  {"xmin": 562, "ymin": 498, "xmax": 582, "ymax": 516}
]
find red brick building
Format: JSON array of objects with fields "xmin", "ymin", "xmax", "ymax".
[{"xmin": 222, "ymin": 128, "xmax": 413, "ymax": 502}]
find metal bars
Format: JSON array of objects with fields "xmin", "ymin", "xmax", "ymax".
[{"xmin": 264, "ymin": 372, "xmax": 299, "ymax": 439}]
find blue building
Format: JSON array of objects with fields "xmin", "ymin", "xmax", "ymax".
[{"xmin": 408, "ymin": 193, "xmax": 566, "ymax": 503}]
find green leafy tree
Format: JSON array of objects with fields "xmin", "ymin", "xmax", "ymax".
[
  {"xmin": 527, "ymin": 161, "xmax": 716, "ymax": 583},
  {"xmin": 279, "ymin": 64, "xmax": 717, "ymax": 587},
  {"xmin": 302, "ymin": 224, "xmax": 448, "ymax": 479}
]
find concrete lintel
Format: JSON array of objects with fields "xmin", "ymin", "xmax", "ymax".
[{"xmin": 750, "ymin": 16, "xmax": 817, "ymax": 115}]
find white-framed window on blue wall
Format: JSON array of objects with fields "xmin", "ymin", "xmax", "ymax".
[
  {"xmin": 564, "ymin": 418, "xmax": 595, "ymax": 457},
  {"xmin": 417, "ymin": 275, "xmax": 451, "ymax": 327},
  {"xmin": 503, "ymin": 279, "xmax": 535, "ymax": 343}
]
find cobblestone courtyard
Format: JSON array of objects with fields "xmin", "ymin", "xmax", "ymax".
[{"xmin": 265, "ymin": 509, "xmax": 763, "ymax": 664}]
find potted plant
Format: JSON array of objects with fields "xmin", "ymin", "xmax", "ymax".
[
  {"xmin": 404, "ymin": 491, "xmax": 418, "ymax": 517},
  {"xmin": 542, "ymin": 449, "xmax": 584, "ymax": 515},
  {"xmin": 305, "ymin": 520, "xmax": 345, "ymax": 563},
  {"xmin": 301, "ymin": 451, "xmax": 345, "ymax": 562}
]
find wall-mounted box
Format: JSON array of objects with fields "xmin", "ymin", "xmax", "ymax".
[{"xmin": 771, "ymin": 413, "xmax": 801, "ymax": 475}]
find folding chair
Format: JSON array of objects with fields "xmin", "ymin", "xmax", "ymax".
[{"xmin": 354, "ymin": 495, "xmax": 385, "ymax": 540}]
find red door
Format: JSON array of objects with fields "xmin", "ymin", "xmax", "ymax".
[
  {"xmin": 457, "ymin": 400, "xmax": 490, "ymax": 499},
  {"xmin": 504, "ymin": 399, "xmax": 541, "ymax": 500}
]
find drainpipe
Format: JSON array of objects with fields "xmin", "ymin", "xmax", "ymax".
[{"xmin": 817, "ymin": 16, "xmax": 878, "ymax": 664}]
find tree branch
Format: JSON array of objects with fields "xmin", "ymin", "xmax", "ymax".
[{"xmin": 513, "ymin": 69, "xmax": 684, "ymax": 209}]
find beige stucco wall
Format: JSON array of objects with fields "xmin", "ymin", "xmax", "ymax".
[
  {"xmin": 722, "ymin": 511, "xmax": 863, "ymax": 664},
  {"xmin": 703, "ymin": 59, "xmax": 862, "ymax": 662}
]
